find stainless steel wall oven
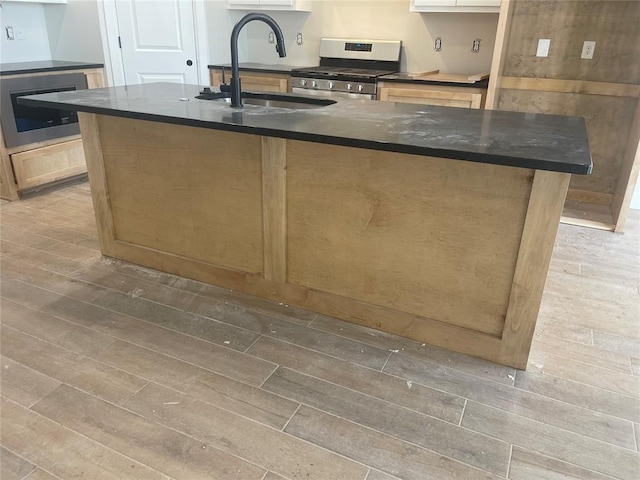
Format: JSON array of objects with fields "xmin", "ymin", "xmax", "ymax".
[{"xmin": 1, "ymin": 72, "xmax": 87, "ymax": 148}]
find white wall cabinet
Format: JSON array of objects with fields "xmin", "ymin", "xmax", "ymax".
[
  {"xmin": 2, "ymin": 0, "xmax": 67, "ymax": 4},
  {"xmin": 227, "ymin": 0, "xmax": 311, "ymax": 12},
  {"xmin": 411, "ymin": 0, "xmax": 499, "ymax": 13}
]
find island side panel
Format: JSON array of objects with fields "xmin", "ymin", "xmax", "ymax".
[
  {"xmin": 96, "ymin": 116, "xmax": 264, "ymax": 275},
  {"xmin": 499, "ymin": 169, "xmax": 571, "ymax": 369},
  {"xmin": 285, "ymin": 140, "xmax": 534, "ymax": 338},
  {"xmin": 78, "ymin": 113, "xmax": 116, "ymax": 257}
]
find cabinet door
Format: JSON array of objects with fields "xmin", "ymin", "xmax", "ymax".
[
  {"xmin": 262, "ymin": 0, "xmax": 294, "ymax": 5},
  {"xmin": 11, "ymin": 139, "xmax": 86, "ymax": 190},
  {"xmin": 457, "ymin": 0, "xmax": 501, "ymax": 6},
  {"xmin": 228, "ymin": 0, "xmax": 259, "ymax": 5},
  {"xmin": 240, "ymin": 74, "xmax": 289, "ymax": 93},
  {"xmin": 379, "ymin": 87, "xmax": 483, "ymax": 109}
]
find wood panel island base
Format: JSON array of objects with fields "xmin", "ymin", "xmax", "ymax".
[
  {"xmin": 22, "ymin": 83, "xmax": 590, "ymax": 369},
  {"xmin": 79, "ymin": 113, "xmax": 568, "ymax": 370}
]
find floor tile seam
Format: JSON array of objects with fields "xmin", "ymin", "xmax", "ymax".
[
  {"xmin": 2, "ymin": 297, "xmax": 120, "ymax": 355},
  {"xmin": 516, "ymin": 364, "xmax": 640, "ymax": 401},
  {"xmin": 115, "ymin": 382, "xmax": 372, "ymax": 478},
  {"xmin": 280, "ymin": 403, "xmax": 302, "ymax": 432},
  {"xmin": 1, "ymin": 277, "xmax": 276, "ymax": 370},
  {"xmin": 0, "ymin": 442, "xmax": 39, "ymax": 479},
  {"xmin": 1, "ymin": 238, "xmax": 100, "ymax": 267},
  {"xmin": 22, "ymin": 468, "xmax": 63, "ymax": 480},
  {"xmin": 131, "ymin": 379, "xmax": 374, "ymax": 476},
  {"xmin": 507, "ymin": 446, "xmax": 621, "ymax": 480},
  {"xmin": 247, "ymin": 339, "xmax": 467, "ymax": 409},
  {"xmin": 61, "ymin": 263, "xmax": 314, "ymax": 337},
  {"xmin": 633, "ymin": 423, "xmax": 638, "ymax": 452},
  {"xmin": 462, "ymin": 399, "xmax": 640, "ymax": 455},
  {"xmin": 264, "ymin": 366, "xmax": 501, "ymax": 434},
  {"xmin": 506, "ymin": 444, "xmax": 513, "ymax": 479},
  {"xmin": 1, "ymin": 290, "xmax": 278, "ymax": 391},
  {"xmin": 1, "ymin": 395, "xmax": 172, "ymax": 480},
  {"xmin": 533, "ymin": 334, "xmax": 635, "ymax": 371},
  {"xmin": 458, "ymin": 399, "xmax": 467, "ymax": 427},
  {"xmin": 13, "ymin": 201, "xmax": 96, "ymax": 222},
  {"xmin": 0, "ymin": 223, "xmax": 98, "ymax": 254},
  {"xmin": 511, "ymin": 371, "xmax": 640, "ymax": 429},
  {"xmin": 30, "ymin": 384, "xmax": 272, "ymax": 478},
  {"xmin": 305, "ymin": 322, "xmax": 517, "ymax": 383},
  {"xmin": 285, "ymin": 404, "xmax": 509, "ymax": 478},
  {"xmin": 0, "ymin": 323, "xmax": 151, "ymax": 386}
]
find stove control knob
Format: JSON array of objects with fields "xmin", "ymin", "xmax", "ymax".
[
  {"xmin": 357, "ymin": 84, "xmax": 364, "ymax": 92},
  {"xmin": 328, "ymin": 81, "xmax": 335, "ymax": 89},
  {"xmin": 300, "ymin": 79, "xmax": 307, "ymax": 87},
  {"xmin": 346, "ymin": 83, "xmax": 353, "ymax": 91},
  {"xmin": 311, "ymin": 80, "xmax": 318, "ymax": 88}
]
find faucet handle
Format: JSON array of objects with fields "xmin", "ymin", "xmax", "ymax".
[{"xmin": 219, "ymin": 83, "xmax": 231, "ymax": 93}]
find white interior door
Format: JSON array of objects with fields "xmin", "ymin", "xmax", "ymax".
[{"xmin": 114, "ymin": 0, "xmax": 199, "ymax": 85}]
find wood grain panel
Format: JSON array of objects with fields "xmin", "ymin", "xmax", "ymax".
[
  {"xmin": 209, "ymin": 69, "xmax": 289, "ymax": 93},
  {"xmin": 378, "ymin": 82, "xmax": 486, "ymax": 109},
  {"xmin": 11, "ymin": 139, "xmax": 86, "ymax": 190},
  {"xmin": 503, "ymin": 0, "xmax": 640, "ymax": 84},
  {"xmin": 500, "ymin": 77, "xmax": 640, "ymax": 98},
  {"xmin": 498, "ymin": 90, "xmax": 637, "ymax": 195},
  {"xmin": 79, "ymin": 113, "xmax": 116, "ymax": 257},
  {"xmin": 285, "ymin": 141, "xmax": 533, "ymax": 336},
  {"xmin": 98, "ymin": 116, "xmax": 264, "ymax": 273},
  {"xmin": 499, "ymin": 170, "xmax": 570, "ymax": 369},
  {"xmin": 261, "ymin": 137, "xmax": 287, "ymax": 282}
]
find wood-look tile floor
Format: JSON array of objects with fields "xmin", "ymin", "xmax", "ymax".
[{"xmin": 1, "ymin": 180, "xmax": 639, "ymax": 480}]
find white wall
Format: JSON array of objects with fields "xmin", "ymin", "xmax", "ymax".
[
  {"xmin": 44, "ymin": 0, "xmax": 104, "ymax": 63},
  {"xmin": 240, "ymin": 1, "xmax": 499, "ymax": 73},
  {"xmin": 631, "ymin": 180, "xmax": 640, "ymax": 210},
  {"xmin": 0, "ymin": 2, "xmax": 52, "ymax": 63}
]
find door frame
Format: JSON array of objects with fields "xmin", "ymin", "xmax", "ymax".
[{"xmin": 96, "ymin": 0, "xmax": 210, "ymax": 87}]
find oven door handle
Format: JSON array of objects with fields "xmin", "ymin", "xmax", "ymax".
[{"xmin": 291, "ymin": 86, "xmax": 375, "ymax": 101}]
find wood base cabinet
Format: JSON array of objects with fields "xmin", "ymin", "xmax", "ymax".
[
  {"xmin": 0, "ymin": 67, "xmax": 104, "ymax": 201},
  {"xmin": 378, "ymin": 81, "xmax": 487, "ymax": 109},
  {"xmin": 209, "ymin": 68, "xmax": 289, "ymax": 93}
]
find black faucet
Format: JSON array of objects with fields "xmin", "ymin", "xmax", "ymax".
[{"xmin": 222, "ymin": 13, "xmax": 286, "ymax": 108}]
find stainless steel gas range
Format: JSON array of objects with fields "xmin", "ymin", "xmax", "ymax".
[{"xmin": 290, "ymin": 38, "xmax": 402, "ymax": 100}]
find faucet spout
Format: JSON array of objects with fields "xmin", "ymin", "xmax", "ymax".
[{"xmin": 229, "ymin": 13, "xmax": 287, "ymax": 108}]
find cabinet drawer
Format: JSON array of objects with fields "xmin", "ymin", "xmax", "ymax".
[
  {"xmin": 378, "ymin": 87, "xmax": 484, "ymax": 108},
  {"xmin": 210, "ymin": 69, "xmax": 289, "ymax": 93},
  {"xmin": 11, "ymin": 139, "xmax": 86, "ymax": 190}
]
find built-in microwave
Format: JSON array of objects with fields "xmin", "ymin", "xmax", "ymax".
[{"xmin": 0, "ymin": 72, "xmax": 88, "ymax": 148}]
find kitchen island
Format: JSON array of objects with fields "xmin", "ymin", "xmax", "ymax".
[{"xmin": 21, "ymin": 82, "xmax": 591, "ymax": 369}]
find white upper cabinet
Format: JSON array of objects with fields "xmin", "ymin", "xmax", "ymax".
[
  {"xmin": 227, "ymin": 0, "xmax": 312, "ymax": 11},
  {"xmin": 411, "ymin": 0, "xmax": 500, "ymax": 12}
]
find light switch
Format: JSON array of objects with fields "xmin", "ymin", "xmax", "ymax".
[
  {"xmin": 5, "ymin": 26, "xmax": 14, "ymax": 40},
  {"xmin": 536, "ymin": 39, "xmax": 551, "ymax": 57}
]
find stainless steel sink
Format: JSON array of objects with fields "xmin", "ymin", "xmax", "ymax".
[{"xmin": 195, "ymin": 91, "xmax": 336, "ymax": 109}]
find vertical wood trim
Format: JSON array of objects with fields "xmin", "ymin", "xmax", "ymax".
[
  {"xmin": 470, "ymin": 93, "xmax": 483, "ymax": 109},
  {"xmin": 612, "ymin": 99, "xmax": 640, "ymax": 233},
  {"xmin": 500, "ymin": 170, "xmax": 571, "ymax": 369},
  {"xmin": 485, "ymin": 0, "xmax": 514, "ymax": 110},
  {"xmin": 78, "ymin": 113, "xmax": 116, "ymax": 257},
  {"xmin": 261, "ymin": 136, "xmax": 287, "ymax": 283},
  {"xmin": 0, "ymin": 126, "xmax": 19, "ymax": 201}
]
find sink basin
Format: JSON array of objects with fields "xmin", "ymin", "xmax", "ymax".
[{"xmin": 195, "ymin": 91, "xmax": 336, "ymax": 109}]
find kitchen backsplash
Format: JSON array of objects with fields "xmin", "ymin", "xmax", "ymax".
[
  {"xmin": 0, "ymin": 2, "xmax": 52, "ymax": 63},
  {"xmin": 241, "ymin": 1, "xmax": 499, "ymax": 74}
]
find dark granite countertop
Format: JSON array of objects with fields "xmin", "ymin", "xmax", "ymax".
[
  {"xmin": 379, "ymin": 73, "xmax": 489, "ymax": 88},
  {"xmin": 208, "ymin": 63, "xmax": 312, "ymax": 74},
  {"xmin": 19, "ymin": 82, "xmax": 591, "ymax": 175},
  {"xmin": 0, "ymin": 60, "xmax": 104, "ymax": 76}
]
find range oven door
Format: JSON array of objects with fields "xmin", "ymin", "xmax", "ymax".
[
  {"xmin": 291, "ymin": 86, "xmax": 375, "ymax": 101},
  {"xmin": 1, "ymin": 72, "xmax": 88, "ymax": 148}
]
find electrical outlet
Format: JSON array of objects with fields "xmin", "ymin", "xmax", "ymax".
[
  {"xmin": 536, "ymin": 39, "xmax": 550, "ymax": 57},
  {"xmin": 581, "ymin": 40, "xmax": 596, "ymax": 59},
  {"xmin": 5, "ymin": 26, "xmax": 14, "ymax": 40},
  {"xmin": 15, "ymin": 26, "xmax": 25, "ymax": 40}
]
